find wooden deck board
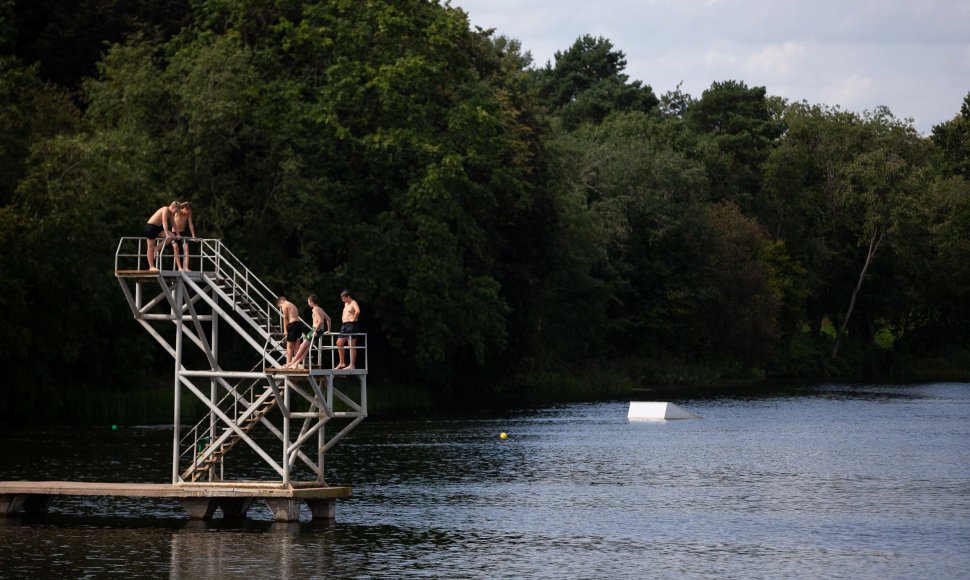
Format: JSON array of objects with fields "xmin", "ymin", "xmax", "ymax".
[
  {"xmin": 0, "ymin": 481, "xmax": 351, "ymax": 499},
  {"xmin": 264, "ymin": 368, "xmax": 310, "ymax": 375},
  {"xmin": 264, "ymin": 368, "xmax": 366, "ymax": 376}
]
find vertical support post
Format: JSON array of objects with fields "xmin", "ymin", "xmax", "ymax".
[
  {"xmin": 360, "ymin": 374, "xmax": 367, "ymax": 416},
  {"xmin": 317, "ymin": 422, "xmax": 325, "ymax": 484},
  {"xmin": 306, "ymin": 498, "xmax": 336, "ymax": 520},
  {"xmin": 172, "ymin": 277, "xmax": 184, "ymax": 484},
  {"xmin": 209, "ymin": 283, "xmax": 219, "ymax": 482},
  {"xmin": 282, "ymin": 378, "xmax": 290, "ymax": 486},
  {"xmin": 320, "ymin": 374, "xmax": 332, "ymax": 485}
]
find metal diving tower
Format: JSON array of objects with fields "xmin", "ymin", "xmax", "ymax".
[{"xmin": 109, "ymin": 237, "xmax": 367, "ymax": 520}]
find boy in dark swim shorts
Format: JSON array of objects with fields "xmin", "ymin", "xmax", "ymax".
[
  {"xmin": 144, "ymin": 201, "xmax": 178, "ymax": 271},
  {"xmin": 335, "ymin": 290, "xmax": 361, "ymax": 370},
  {"xmin": 277, "ymin": 295, "xmax": 302, "ymax": 367}
]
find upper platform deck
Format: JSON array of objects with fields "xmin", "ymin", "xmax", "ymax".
[{"xmin": 114, "ymin": 236, "xmax": 367, "ymax": 375}]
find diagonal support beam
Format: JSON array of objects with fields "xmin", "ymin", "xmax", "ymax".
[
  {"xmin": 180, "ymin": 376, "xmax": 284, "ymax": 478},
  {"xmin": 182, "ymin": 274, "xmax": 275, "ymax": 363}
]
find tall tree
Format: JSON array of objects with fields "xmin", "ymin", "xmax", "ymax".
[
  {"xmin": 14, "ymin": 0, "xmax": 554, "ymax": 398},
  {"xmin": 762, "ymin": 103, "xmax": 928, "ymax": 359},
  {"xmin": 535, "ymin": 35, "xmax": 658, "ymax": 130},
  {"xmin": 11, "ymin": 0, "xmax": 192, "ymax": 91},
  {"xmin": 688, "ymin": 80, "xmax": 784, "ymax": 207},
  {"xmin": 931, "ymin": 92, "xmax": 970, "ymax": 180}
]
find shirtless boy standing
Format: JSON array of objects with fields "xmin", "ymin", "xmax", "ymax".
[
  {"xmin": 145, "ymin": 201, "xmax": 178, "ymax": 271},
  {"xmin": 172, "ymin": 201, "xmax": 197, "ymax": 272},
  {"xmin": 277, "ymin": 296, "xmax": 302, "ymax": 366},
  {"xmin": 285, "ymin": 295, "xmax": 332, "ymax": 369},
  {"xmin": 335, "ymin": 290, "xmax": 361, "ymax": 370}
]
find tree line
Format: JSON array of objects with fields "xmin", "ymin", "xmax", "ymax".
[{"xmin": 1, "ymin": 0, "xmax": 969, "ymax": 418}]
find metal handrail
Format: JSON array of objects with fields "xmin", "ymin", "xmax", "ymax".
[
  {"xmin": 263, "ymin": 331, "xmax": 368, "ymax": 372},
  {"xmin": 115, "ymin": 236, "xmax": 307, "ymax": 337},
  {"xmin": 178, "ymin": 361, "xmax": 265, "ymax": 454}
]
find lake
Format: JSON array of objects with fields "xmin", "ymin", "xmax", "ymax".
[{"xmin": 2, "ymin": 383, "xmax": 969, "ymax": 578}]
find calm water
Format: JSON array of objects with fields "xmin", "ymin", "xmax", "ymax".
[{"xmin": 2, "ymin": 383, "xmax": 969, "ymax": 578}]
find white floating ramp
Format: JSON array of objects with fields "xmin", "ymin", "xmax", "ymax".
[{"xmin": 628, "ymin": 402, "xmax": 702, "ymax": 420}]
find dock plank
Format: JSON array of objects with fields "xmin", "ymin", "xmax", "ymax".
[{"xmin": 0, "ymin": 481, "xmax": 351, "ymax": 499}]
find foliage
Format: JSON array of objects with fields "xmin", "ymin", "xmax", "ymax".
[
  {"xmin": 2, "ymin": 1, "xmax": 970, "ymax": 421},
  {"xmin": 931, "ymin": 92, "xmax": 970, "ymax": 180},
  {"xmin": 688, "ymin": 80, "xmax": 784, "ymax": 207},
  {"xmin": 534, "ymin": 34, "xmax": 658, "ymax": 130}
]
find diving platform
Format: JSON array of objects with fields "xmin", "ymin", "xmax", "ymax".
[
  {"xmin": 0, "ymin": 481, "xmax": 351, "ymax": 522},
  {"xmin": 0, "ymin": 237, "xmax": 369, "ymax": 523},
  {"xmin": 110, "ymin": 238, "xmax": 368, "ymax": 494}
]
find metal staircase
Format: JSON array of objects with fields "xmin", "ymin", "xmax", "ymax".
[
  {"xmin": 181, "ymin": 384, "xmax": 278, "ymax": 482},
  {"xmin": 115, "ymin": 237, "xmax": 368, "ymax": 486}
]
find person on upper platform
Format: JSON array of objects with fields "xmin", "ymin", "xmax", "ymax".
[
  {"xmin": 172, "ymin": 201, "xmax": 197, "ymax": 272},
  {"xmin": 335, "ymin": 290, "xmax": 361, "ymax": 370},
  {"xmin": 144, "ymin": 201, "xmax": 178, "ymax": 272}
]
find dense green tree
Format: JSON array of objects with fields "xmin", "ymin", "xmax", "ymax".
[
  {"xmin": 888, "ymin": 175, "xmax": 970, "ymax": 354},
  {"xmin": 688, "ymin": 80, "xmax": 784, "ymax": 207},
  {"xmin": 13, "ymin": 0, "xmax": 554, "ymax": 398},
  {"xmin": 540, "ymin": 111, "xmax": 783, "ymax": 373},
  {"xmin": 0, "ymin": 49, "xmax": 84, "ymax": 416},
  {"xmin": 762, "ymin": 103, "xmax": 929, "ymax": 360},
  {"xmin": 3, "ymin": 1, "xmax": 969, "ymax": 419},
  {"xmin": 11, "ymin": 0, "xmax": 192, "ymax": 90},
  {"xmin": 931, "ymin": 92, "xmax": 970, "ymax": 180},
  {"xmin": 534, "ymin": 35, "xmax": 658, "ymax": 130}
]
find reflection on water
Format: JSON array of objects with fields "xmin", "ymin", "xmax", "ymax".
[{"xmin": 2, "ymin": 383, "xmax": 970, "ymax": 578}]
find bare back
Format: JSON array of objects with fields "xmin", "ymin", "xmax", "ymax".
[
  {"xmin": 147, "ymin": 206, "xmax": 173, "ymax": 229},
  {"xmin": 280, "ymin": 301, "xmax": 299, "ymax": 325}
]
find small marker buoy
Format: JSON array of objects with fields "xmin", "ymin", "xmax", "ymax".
[{"xmin": 499, "ymin": 432, "xmax": 508, "ymax": 439}]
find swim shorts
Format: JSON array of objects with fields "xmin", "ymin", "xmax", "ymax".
[
  {"xmin": 145, "ymin": 223, "xmax": 164, "ymax": 239},
  {"xmin": 286, "ymin": 321, "xmax": 303, "ymax": 342},
  {"xmin": 339, "ymin": 322, "xmax": 360, "ymax": 339}
]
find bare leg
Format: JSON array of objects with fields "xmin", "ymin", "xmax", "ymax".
[
  {"xmin": 336, "ymin": 337, "xmax": 347, "ymax": 369},
  {"xmin": 286, "ymin": 340, "xmax": 297, "ymax": 366},
  {"xmin": 156, "ymin": 237, "xmax": 173, "ymax": 270},
  {"xmin": 181, "ymin": 242, "xmax": 191, "ymax": 271},
  {"xmin": 172, "ymin": 243, "xmax": 184, "ymax": 271},
  {"xmin": 285, "ymin": 340, "xmax": 312, "ymax": 368},
  {"xmin": 147, "ymin": 239, "xmax": 157, "ymax": 270},
  {"xmin": 348, "ymin": 338, "xmax": 357, "ymax": 370}
]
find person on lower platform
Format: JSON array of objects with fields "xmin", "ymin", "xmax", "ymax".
[
  {"xmin": 277, "ymin": 295, "xmax": 302, "ymax": 367},
  {"xmin": 335, "ymin": 289, "xmax": 361, "ymax": 370},
  {"xmin": 172, "ymin": 201, "xmax": 197, "ymax": 272},
  {"xmin": 144, "ymin": 201, "xmax": 178, "ymax": 271},
  {"xmin": 285, "ymin": 294, "xmax": 332, "ymax": 369}
]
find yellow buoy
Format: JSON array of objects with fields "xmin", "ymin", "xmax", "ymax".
[{"xmin": 499, "ymin": 432, "xmax": 508, "ymax": 439}]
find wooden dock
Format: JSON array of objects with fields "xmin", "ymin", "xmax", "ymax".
[{"xmin": 0, "ymin": 481, "xmax": 351, "ymax": 522}]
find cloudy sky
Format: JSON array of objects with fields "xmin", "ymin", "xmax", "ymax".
[{"xmin": 451, "ymin": 0, "xmax": 970, "ymax": 134}]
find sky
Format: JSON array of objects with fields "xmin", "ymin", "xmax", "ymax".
[{"xmin": 451, "ymin": 0, "xmax": 970, "ymax": 134}]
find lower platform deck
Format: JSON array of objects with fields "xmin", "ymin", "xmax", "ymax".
[{"xmin": 0, "ymin": 481, "xmax": 351, "ymax": 522}]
